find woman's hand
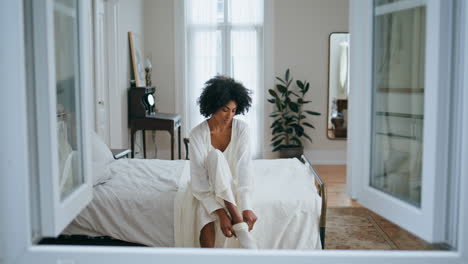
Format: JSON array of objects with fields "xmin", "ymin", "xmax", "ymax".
[
  {"xmin": 242, "ymin": 210, "xmax": 257, "ymax": 231},
  {"xmin": 215, "ymin": 209, "xmax": 235, "ymax": 238}
]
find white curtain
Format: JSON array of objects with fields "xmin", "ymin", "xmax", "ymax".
[{"xmin": 185, "ymin": 0, "xmax": 264, "ymax": 158}]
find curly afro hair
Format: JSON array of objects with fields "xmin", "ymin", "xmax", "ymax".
[{"xmin": 197, "ymin": 75, "xmax": 252, "ymax": 118}]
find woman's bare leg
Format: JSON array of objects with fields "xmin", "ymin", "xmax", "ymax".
[
  {"xmin": 200, "ymin": 222, "xmax": 215, "ymax": 248},
  {"xmin": 224, "ymin": 201, "xmax": 243, "ymax": 224}
]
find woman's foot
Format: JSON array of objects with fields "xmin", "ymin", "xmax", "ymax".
[{"xmin": 232, "ymin": 222, "xmax": 257, "ymax": 249}]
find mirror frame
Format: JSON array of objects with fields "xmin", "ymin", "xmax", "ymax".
[{"xmin": 326, "ymin": 32, "xmax": 349, "ymax": 140}]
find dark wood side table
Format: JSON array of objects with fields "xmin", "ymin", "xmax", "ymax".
[{"xmin": 129, "ymin": 112, "xmax": 182, "ymax": 159}]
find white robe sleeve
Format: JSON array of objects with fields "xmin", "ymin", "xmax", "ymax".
[
  {"xmin": 236, "ymin": 123, "xmax": 254, "ymax": 212},
  {"xmin": 189, "ymin": 131, "xmax": 224, "ymax": 215}
]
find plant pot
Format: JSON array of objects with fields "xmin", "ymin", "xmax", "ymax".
[{"xmin": 279, "ymin": 146, "xmax": 304, "ymax": 159}]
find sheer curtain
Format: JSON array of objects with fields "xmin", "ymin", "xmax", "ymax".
[{"xmin": 185, "ymin": 0, "xmax": 264, "ymax": 158}]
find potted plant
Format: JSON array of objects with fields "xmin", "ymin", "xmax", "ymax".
[{"xmin": 267, "ymin": 69, "xmax": 321, "ymax": 159}]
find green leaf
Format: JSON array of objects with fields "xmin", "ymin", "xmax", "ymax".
[
  {"xmin": 270, "ymin": 119, "xmax": 281, "ymax": 128},
  {"xmin": 289, "ymin": 102, "xmax": 299, "ymax": 112},
  {"xmin": 302, "ymin": 100, "xmax": 312, "ymax": 104},
  {"xmin": 268, "ymin": 89, "xmax": 278, "ymax": 98},
  {"xmin": 286, "ymin": 128, "xmax": 293, "ymax": 134},
  {"xmin": 303, "ymin": 132, "xmax": 313, "ymax": 143},
  {"xmin": 272, "ymin": 144, "xmax": 286, "ymax": 152},
  {"xmin": 277, "ymin": 84, "xmax": 287, "ymax": 93},
  {"xmin": 276, "ymin": 76, "xmax": 286, "ymax": 84},
  {"xmin": 292, "ymin": 124, "xmax": 304, "ymax": 137},
  {"xmin": 272, "ymin": 126, "xmax": 284, "ymax": 134},
  {"xmin": 305, "ymin": 82, "xmax": 310, "ymax": 93},
  {"xmin": 288, "ymin": 91, "xmax": 300, "ymax": 97},
  {"xmin": 271, "ymin": 134, "xmax": 284, "ymax": 142},
  {"xmin": 267, "ymin": 98, "xmax": 275, "ymax": 104},
  {"xmin": 290, "ymin": 137, "xmax": 301, "ymax": 145},
  {"xmin": 285, "ymin": 118, "xmax": 297, "ymax": 125},
  {"xmin": 285, "ymin": 69, "xmax": 290, "ymax": 82},
  {"xmin": 305, "ymin": 110, "xmax": 321, "ymax": 116},
  {"xmin": 269, "ymin": 113, "xmax": 280, "ymax": 118},
  {"xmin": 299, "ymin": 114, "xmax": 307, "ymax": 120},
  {"xmin": 302, "ymin": 122, "xmax": 315, "ymax": 129},
  {"xmin": 271, "ymin": 138, "xmax": 284, "ymax": 147},
  {"xmin": 296, "ymin": 80, "xmax": 304, "ymax": 89},
  {"xmin": 275, "ymin": 101, "xmax": 282, "ymax": 112}
]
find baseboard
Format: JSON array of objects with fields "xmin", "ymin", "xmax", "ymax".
[{"xmin": 304, "ymin": 150, "xmax": 347, "ymax": 165}]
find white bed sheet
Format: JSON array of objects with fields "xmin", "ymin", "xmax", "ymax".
[
  {"xmin": 64, "ymin": 158, "xmax": 321, "ymax": 249},
  {"xmin": 175, "ymin": 158, "xmax": 322, "ymax": 249},
  {"xmin": 63, "ymin": 158, "xmax": 189, "ymax": 247}
]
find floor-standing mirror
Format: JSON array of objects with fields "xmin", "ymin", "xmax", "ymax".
[{"xmin": 327, "ymin": 32, "xmax": 350, "ymax": 139}]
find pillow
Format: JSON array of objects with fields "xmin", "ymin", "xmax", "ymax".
[{"xmin": 91, "ymin": 132, "xmax": 114, "ymax": 186}]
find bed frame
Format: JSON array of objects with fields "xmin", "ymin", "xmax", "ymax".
[
  {"xmin": 299, "ymin": 154, "xmax": 327, "ymax": 249},
  {"xmin": 184, "ymin": 138, "xmax": 327, "ymax": 249}
]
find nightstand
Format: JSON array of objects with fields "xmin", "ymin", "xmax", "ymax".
[
  {"xmin": 110, "ymin": 149, "xmax": 131, "ymax": 159},
  {"xmin": 129, "ymin": 112, "xmax": 182, "ymax": 159}
]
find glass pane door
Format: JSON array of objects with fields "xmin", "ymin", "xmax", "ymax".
[
  {"xmin": 54, "ymin": 0, "xmax": 84, "ymax": 200},
  {"xmin": 371, "ymin": 6, "xmax": 426, "ymax": 207},
  {"xmin": 31, "ymin": 0, "xmax": 92, "ymax": 236},
  {"xmin": 352, "ymin": 0, "xmax": 452, "ymax": 243}
]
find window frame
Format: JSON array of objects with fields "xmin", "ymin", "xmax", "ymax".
[
  {"xmin": 2, "ymin": 0, "xmax": 468, "ymax": 263},
  {"xmin": 31, "ymin": 0, "xmax": 94, "ymax": 237}
]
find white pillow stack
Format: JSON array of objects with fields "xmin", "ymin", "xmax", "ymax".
[{"xmin": 91, "ymin": 132, "xmax": 115, "ymax": 186}]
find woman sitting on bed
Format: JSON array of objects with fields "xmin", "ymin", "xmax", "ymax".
[{"xmin": 187, "ymin": 76, "xmax": 257, "ymax": 249}]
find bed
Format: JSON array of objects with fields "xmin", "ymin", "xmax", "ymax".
[{"xmin": 60, "ymin": 137, "xmax": 327, "ymax": 249}]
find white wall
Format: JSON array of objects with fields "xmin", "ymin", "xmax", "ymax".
[
  {"xmin": 109, "ymin": 0, "xmax": 145, "ymax": 149},
  {"xmin": 269, "ymin": 0, "xmax": 348, "ymax": 163},
  {"xmin": 123, "ymin": 0, "xmax": 348, "ymax": 163},
  {"xmin": 142, "ymin": 0, "xmax": 176, "ymax": 159}
]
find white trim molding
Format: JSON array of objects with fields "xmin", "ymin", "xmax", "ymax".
[{"xmin": 105, "ymin": 0, "xmax": 120, "ymax": 148}]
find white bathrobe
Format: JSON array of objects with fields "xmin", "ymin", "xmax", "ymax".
[{"xmin": 174, "ymin": 118, "xmax": 254, "ymax": 248}]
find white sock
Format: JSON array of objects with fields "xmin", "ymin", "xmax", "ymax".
[{"xmin": 232, "ymin": 222, "xmax": 257, "ymax": 249}]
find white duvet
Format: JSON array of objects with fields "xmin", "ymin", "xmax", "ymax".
[{"xmin": 64, "ymin": 158, "xmax": 322, "ymax": 249}]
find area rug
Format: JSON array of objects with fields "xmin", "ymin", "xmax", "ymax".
[{"xmin": 325, "ymin": 207, "xmax": 444, "ymax": 250}]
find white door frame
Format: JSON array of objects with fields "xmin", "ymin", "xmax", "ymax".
[
  {"xmin": 104, "ymin": 0, "xmax": 120, "ymax": 148},
  {"xmin": 93, "ymin": 0, "xmax": 111, "ymax": 144},
  {"xmin": 348, "ymin": 0, "xmax": 453, "ymax": 243},
  {"xmin": 1, "ymin": 0, "xmax": 468, "ymax": 263}
]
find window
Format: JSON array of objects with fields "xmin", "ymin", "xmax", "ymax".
[{"xmin": 185, "ymin": 0, "xmax": 264, "ymax": 158}]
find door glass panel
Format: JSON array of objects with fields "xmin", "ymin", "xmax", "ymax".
[
  {"xmin": 370, "ymin": 5, "xmax": 426, "ymax": 207},
  {"xmin": 54, "ymin": 0, "xmax": 83, "ymax": 200}
]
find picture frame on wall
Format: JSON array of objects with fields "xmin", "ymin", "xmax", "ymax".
[{"xmin": 128, "ymin": 31, "xmax": 146, "ymax": 87}]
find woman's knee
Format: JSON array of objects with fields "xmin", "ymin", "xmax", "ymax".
[{"xmin": 206, "ymin": 149, "xmax": 223, "ymax": 164}]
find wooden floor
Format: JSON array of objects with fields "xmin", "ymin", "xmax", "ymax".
[{"xmin": 313, "ymin": 165, "xmax": 361, "ymax": 207}]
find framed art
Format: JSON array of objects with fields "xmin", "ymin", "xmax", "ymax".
[{"xmin": 128, "ymin": 31, "xmax": 146, "ymax": 87}]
